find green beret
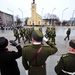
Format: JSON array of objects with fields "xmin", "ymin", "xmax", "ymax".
[
  {"xmin": 32, "ymin": 30, "xmax": 43, "ymax": 42},
  {"xmin": 69, "ymin": 40, "xmax": 75, "ymax": 49}
]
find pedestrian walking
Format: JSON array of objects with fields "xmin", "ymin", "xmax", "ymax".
[
  {"xmin": 22, "ymin": 30, "xmax": 58, "ymax": 75},
  {"xmin": 64, "ymin": 28, "xmax": 71, "ymax": 41},
  {"xmin": 55, "ymin": 39, "xmax": 75, "ymax": 75},
  {"xmin": 0, "ymin": 37, "xmax": 22, "ymax": 75}
]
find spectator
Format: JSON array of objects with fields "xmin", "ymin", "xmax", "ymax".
[{"xmin": 0, "ymin": 37, "xmax": 22, "ymax": 75}]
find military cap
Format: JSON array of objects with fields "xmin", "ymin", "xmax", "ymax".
[
  {"xmin": 32, "ymin": 30, "xmax": 43, "ymax": 42},
  {"xmin": 0, "ymin": 37, "xmax": 8, "ymax": 48},
  {"xmin": 69, "ymin": 40, "xmax": 75, "ymax": 49}
]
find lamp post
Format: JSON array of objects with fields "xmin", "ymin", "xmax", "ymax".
[
  {"xmin": 41, "ymin": 8, "xmax": 44, "ymax": 26},
  {"xmin": 51, "ymin": 8, "xmax": 56, "ymax": 26},
  {"xmin": 18, "ymin": 8, "xmax": 23, "ymax": 21},
  {"xmin": 71, "ymin": 10, "xmax": 75, "ymax": 26},
  {"xmin": 61, "ymin": 7, "xmax": 68, "ymax": 26},
  {"xmin": 7, "ymin": 8, "xmax": 14, "ymax": 25},
  {"xmin": 42, "ymin": 8, "xmax": 44, "ymax": 19}
]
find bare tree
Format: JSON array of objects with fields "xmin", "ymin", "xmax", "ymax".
[{"xmin": 24, "ymin": 17, "xmax": 29, "ymax": 25}]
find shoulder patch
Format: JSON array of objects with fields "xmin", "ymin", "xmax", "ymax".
[{"xmin": 62, "ymin": 54, "xmax": 69, "ymax": 58}]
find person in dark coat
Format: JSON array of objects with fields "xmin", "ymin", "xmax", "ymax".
[
  {"xmin": 22, "ymin": 30, "xmax": 58, "ymax": 75},
  {"xmin": 0, "ymin": 37, "xmax": 22, "ymax": 75},
  {"xmin": 55, "ymin": 40, "xmax": 75, "ymax": 75}
]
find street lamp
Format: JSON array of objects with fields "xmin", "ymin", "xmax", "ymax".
[
  {"xmin": 7, "ymin": 8, "xmax": 14, "ymax": 15},
  {"xmin": 61, "ymin": 7, "xmax": 68, "ymax": 26},
  {"xmin": 18, "ymin": 8, "xmax": 23, "ymax": 21},
  {"xmin": 41, "ymin": 8, "xmax": 44, "ymax": 26},
  {"xmin": 71, "ymin": 10, "xmax": 75, "ymax": 26},
  {"xmin": 52, "ymin": 8, "xmax": 56, "ymax": 14},
  {"xmin": 51, "ymin": 8, "xmax": 56, "ymax": 26},
  {"xmin": 42, "ymin": 8, "xmax": 44, "ymax": 19},
  {"xmin": 7, "ymin": 8, "xmax": 14, "ymax": 25}
]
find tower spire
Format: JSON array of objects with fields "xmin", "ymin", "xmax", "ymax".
[{"xmin": 33, "ymin": 0, "xmax": 35, "ymax": 4}]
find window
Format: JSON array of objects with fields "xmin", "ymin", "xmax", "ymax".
[
  {"xmin": 38, "ymin": 21, "xmax": 40, "ymax": 25},
  {"xmin": 30, "ymin": 21, "xmax": 31, "ymax": 25},
  {"xmin": 32, "ymin": 5, "xmax": 34, "ymax": 9},
  {"xmin": 0, "ymin": 16, "xmax": 2, "ymax": 23}
]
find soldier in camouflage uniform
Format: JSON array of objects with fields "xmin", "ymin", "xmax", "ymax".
[
  {"xmin": 39, "ymin": 27, "xmax": 42, "ymax": 32},
  {"xmin": 55, "ymin": 40, "xmax": 75, "ymax": 75},
  {"xmin": 30, "ymin": 28, "xmax": 34, "ymax": 41},
  {"xmin": 24, "ymin": 28, "xmax": 31, "ymax": 44},
  {"xmin": 51, "ymin": 27, "xmax": 56, "ymax": 45},
  {"xmin": 23, "ymin": 28, "xmax": 26, "ymax": 40},
  {"xmin": 13, "ymin": 28, "xmax": 20, "ymax": 43},
  {"xmin": 39, "ymin": 27, "xmax": 44, "ymax": 45},
  {"xmin": 64, "ymin": 28, "xmax": 71, "ymax": 41},
  {"xmin": 19, "ymin": 28, "xmax": 24, "ymax": 41},
  {"xmin": 45, "ymin": 27, "xmax": 52, "ymax": 40},
  {"xmin": 22, "ymin": 30, "xmax": 58, "ymax": 75}
]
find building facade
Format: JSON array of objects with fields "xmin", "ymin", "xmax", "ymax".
[
  {"xmin": 27, "ymin": 0, "xmax": 46, "ymax": 25},
  {"xmin": 0, "ymin": 11, "xmax": 13, "ymax": 26}
]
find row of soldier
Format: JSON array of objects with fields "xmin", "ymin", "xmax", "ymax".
[
  {"xmin": 13, "ymin": 27, "xmax": 56, "ymax": 45},
  {"xmin": 13, "ymin": 27, "xmax": 34, "ymax": 43},
  {"xmin": 45, "ymin": 27, "xmax": 56, "ymax": 45}
]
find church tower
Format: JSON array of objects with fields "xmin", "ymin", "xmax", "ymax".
[
  {"xmin": 31, "ymin": 0, "xmax": 37, "ymax": 25},
  {"xmin": 27, "ymin": 0, "xmax": 46, "ymax": 25},
  {"xmin": 31, "ymin": 0, "xmax": 36, "ymax": 14}
]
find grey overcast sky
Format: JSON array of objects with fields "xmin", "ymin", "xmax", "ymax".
[{"xmin": 0, "ymin": 0, "xmax": 75, "ymax": 21}]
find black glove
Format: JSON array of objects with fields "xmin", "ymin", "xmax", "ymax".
[{"xmin": 9, "ymin": 40, "xmax": 17, "ymax": 46}]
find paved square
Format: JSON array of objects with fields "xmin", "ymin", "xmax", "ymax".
[{"xmin": 0, "ymin": 26, "xmax": 75, "ymax": 75}]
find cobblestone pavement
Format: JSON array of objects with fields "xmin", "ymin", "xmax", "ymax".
[{"xmin": 0, "ymin": 26, "xmax": 75, "ymax": 75}]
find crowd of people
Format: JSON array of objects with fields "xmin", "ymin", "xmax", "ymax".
[
  {"xmin": 0, "ymin": 25, "xmax": 14, "ymax": 30},
  {"xmin": 0, "ymin": 26, "xmax": 74, "ymax": 75}
]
